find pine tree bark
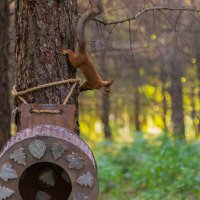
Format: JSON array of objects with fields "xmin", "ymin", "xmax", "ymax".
[
  {"xmin": 15, "ymin": 0, "xmax": 79, "ymax": 131},
  {"xmin": 0, "ymin": 0, "xmax": 11, "ymax": 148}
]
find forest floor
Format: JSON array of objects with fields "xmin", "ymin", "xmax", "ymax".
[{"xmin": 94, "ymin": 136, "xmax": 200, "ymax": 200}]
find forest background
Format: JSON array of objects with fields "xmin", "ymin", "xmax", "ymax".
[{"xmin": 1, "ymin": 0, "xmax": 200, "ymax": 199}]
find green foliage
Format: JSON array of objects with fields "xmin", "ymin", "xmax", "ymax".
[{"xmin": 94, "ymin": 137, "xmax": 200, "ymax": 200}]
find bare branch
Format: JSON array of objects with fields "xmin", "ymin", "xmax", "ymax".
[{"xmin": 94, "ymin": 6, "xmax": 200, "ymax": 25}]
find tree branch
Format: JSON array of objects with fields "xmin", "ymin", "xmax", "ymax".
[{"xmin": 94, "ymin": 6, "xmax": 200, "ymax": 25}]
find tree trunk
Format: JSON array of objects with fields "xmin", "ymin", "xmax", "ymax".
[
  {"xmin": 131, "ymin": 56, "xmax": 141, "ymax": 132},
  {"xmin": 100, "ymin": 50, "xmax": 111, "ymax": 139},
  {"xmin": 102, "ymin": 95, "xmax": 111, "ymax": 139},
  {"xmin": 160, "ymin": 66, "xmax": 168, "ymax": 132},
  {"xmin": 134, "ymin": 85, "xmax": 140, "ymax": 132},
  {"xmin": 197, "ymin": 65, "xmax": 200, "ymax": 135},
  {"xmin": 0, "ymin": 0, "xmax": 11, "ymax": 148},
  {"xmin": 15, "ymin": 0, "xmax": 79, "ymax": 132},
  {"xmin": 170, "ymin": 51, "xmax": 185, "ymax": 139},
  {"xmin": 190, "ymin": 86, "xmax": 198, "ymax": 137},
  {"xmin": 195, "ymin": 33, "xmax": 200, "ymax": 135}
]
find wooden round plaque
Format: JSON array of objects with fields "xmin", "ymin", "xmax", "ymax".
[{"xmin": 0, "ymin": 125, "xmax": 98, "ymax": 200}]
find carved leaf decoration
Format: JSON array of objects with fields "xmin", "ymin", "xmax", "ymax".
[
  {"xmin": 73, "ymin": 193, "xmax": 89, "ymax": 200},
  {"xmin": 0, "ymin": 164, "xmax": 18, "ymax": 182},
  {"xmin": 67, "ymin": 152, "xmax": 84, "ymax": 170},
  {"xmin": 76, "ymin": 172, "xmax": 94, "ymax": 187},
  {"xmin": 0, "ymin": 186, "xmax": 15, "ymax": 200},
  {"xmin": 51, "ymin": 143, "xmax": 67, "ymax": 160},
  {"xmin": 35, "ymin": 191, "xmax": 51, "ymax": 200},
  {"xmin": 39, "ymin": 169, "xmax": 55, "ymax": 187},
  {"xmin": 29, "ymin": 140, "xmax": 46, "ymax": 159},
  {"xmin": 10, "ymin": 148, "xmax": 26, "ymax": 166}
]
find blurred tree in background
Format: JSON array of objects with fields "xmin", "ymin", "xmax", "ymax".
[{"xmin": 78, "ymin": 0, "xmax": 200, "ymax": 142}]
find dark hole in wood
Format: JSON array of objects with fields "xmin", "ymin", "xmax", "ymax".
[{"xmin": 19, "ymin": 162, "xmax": 72, "ymax": 200}]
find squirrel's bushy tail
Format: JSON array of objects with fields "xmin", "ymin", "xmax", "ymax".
[{"xmin": 77, "ymin": 0, "xmax": 104, "ymax": 52}]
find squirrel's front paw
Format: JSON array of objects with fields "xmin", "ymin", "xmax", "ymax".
[{"xmin": 59, "ymin": 47, "xmax": 66, "ymax": 55}]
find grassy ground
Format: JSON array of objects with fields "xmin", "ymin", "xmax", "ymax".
[{"xmin": 93, "ymin": 136, "xmax": 200, "ymax": 200}]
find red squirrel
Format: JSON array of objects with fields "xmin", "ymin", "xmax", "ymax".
[{"xmin": 61, "ymin": 2, "xmax": 113, "ymax": 93}]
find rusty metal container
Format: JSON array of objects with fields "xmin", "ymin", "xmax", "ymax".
[{"xmin": 0, "ymin": 104, "xmax": 99, "ymax": 200}]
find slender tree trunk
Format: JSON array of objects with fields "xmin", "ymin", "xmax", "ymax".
[
  {"xmin": 100, "ymin": 50, "xmax": 111, "ymax": 139},
  {"xmin": 0, "ymin": 0, "xmax": 11, "ymax": 148},
  {"xmin": 102, "ymin": 96, "xmax": 111, "ymax": 139},
  {"xmin": 162, "ymin": 84, "xmax": 167, "ymax": 131},
  {"xmin": 131, "ymin": 56, "xmax": 141, "ymax": 132},
  {"xmin": 170, "ymin": 51, "xmax": 185, "ymax": 139},
  {"xmin": 190, "ymin": 86, "xmax": 198, "ymax": 136},
  {"xmin": 195, "ymin": 33, "xmax": 200, "ymax": 135},
  {"xmin": 171, "ymin": 74, "xmax": 185, "ymax": 139},
  {"xmin": 15, "ymin": 0, "xmax": 79, "ymax": 131},
  {"xmin": 160, "ymin": 66, "xmax": 168, "ymax": 132},
  {"xmin": 134, "ymin": 85, "xmax": 140, "ymax": 132}
]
